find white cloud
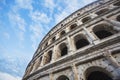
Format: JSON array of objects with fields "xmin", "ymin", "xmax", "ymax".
[
  {"xmin": 44, "ymin": 0, "xmax": 55, "ymax": 11},
  {"xmin": 54, "ymin": 0, "xmax": 80, "ymax": 24},
  {"xmin": 0, "ymin": 72, "xmax": 21, "ymax": 80},
  {"xmin": 82, "ymin": 0, "xmax": 96, "ymax": 5},
  {"xmin": 15, "ymin": 0, "xmax": 33, "ymax": 11},
  {"xmin": 29, "ymin": 11, "xmax": 51, "ymax": 49},
  {"xmin": 30, "ymin": 24, "xmax": 43, "ymax": 50},
  {"xmin": 30, "ymin": 11, "xmax": 51, "ymax": 24},
  {"xmin": 8, "ymin": 12, "xmax": 26, "ymax": 41}
]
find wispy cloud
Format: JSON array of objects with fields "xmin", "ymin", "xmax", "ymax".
[
  {"xmin": 14, "ymin": 0, "xmax": 33, "ymax": 11},
  {"xmin": 8, "ymin": 12, "xmax": 26, "ymax": 41},
  {"xmin": 44, "ymin": 0, "xmax": 55, "ymax": 11},
  {"xmin": 30, "ymin": 11, "xmax": 51, "ymax": 24},
  {"xmin": 0, "ymin": 72, "xmax": 21, "ymax": 80}
]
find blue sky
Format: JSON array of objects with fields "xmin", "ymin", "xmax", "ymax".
[{"xmin": 0, "ymin": 0, "xmax": 96, "ymax": 80}]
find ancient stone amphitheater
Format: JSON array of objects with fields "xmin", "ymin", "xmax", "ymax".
[{"xmin": 23, "ymin": 0, "xmax": 120, "ymax": 80}]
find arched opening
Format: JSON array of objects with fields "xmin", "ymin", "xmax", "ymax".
[
  {"xmin": 82, "ymin": 16, "xmax": 91, "ymax": 23},
  {"xmin": 70, "ymin": 23, "xmax": 77, "ymax": 30},
  {"xmin": 113, "ymin": 1, "xmax": 120, "ymax": 6},
  {"xmin": 59, "ymin": 43, "xmax": 68, "ymax": 56},
  {"xmin": 74, "ymin": 34, "xmax": 89, "ymax": 49},
  {"xmin": 93, "ymin": 24, "xmax": 118, "ymax": 39},
  {"xmin": 45, "ymin": 50, "xmax": 52, "ymax": 64},
  {"xmin": 52, "ymin": 36, "xmax": 56, "ymax": 42},
  {"xmin": 116, "ymin": 15, "xmax": 120, "ymax": 22},
  {"xmin": 60, "ymin": 30, "xmax": 66, "ymax": 37},
  {"xmin": 87, "ymin": 71, "xmax": 113, "ymax": 80},
  {"xmin": 85, "ymin": 67, "xmax": 113, "ymax": 80},
  {"xmin": 56, "ymin": 75, "xmax": 69, "ymax": 80},
  {"xmin": 96, "ymin": 8, "xmax": 109, "ymax": 15}
]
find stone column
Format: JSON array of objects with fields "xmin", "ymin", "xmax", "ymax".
[
  {"xmin": 34, "ymin": 58, "xmax": 41, "ymax": 70},
  {"xmin": 67, "ymin": 36, "xmax": 76, "ymax": 53},
  {"xmin": 66, "ymin": 26, "xmax": 70, "ymax": 32},
  {"xmin": 49, "ymin": 73, "xmax": 53, "ymax": 80},
  {"xmin": 90, "ymin": 13, "xmax": 98, "ymax": 18},
  {"xmin": 72, "ymin": 64, "xmax": 79, "ymax": 80},
  {"xmin": 82, "ymin": 27, "xmax": 96, "ymax": 43},
  {"xmin": 41, "ymin": 52, "xmax": 47, "ymax": 66},
  {"xmin": 52, "ymin": 45, "xmax": 61, "ymax": 61},
  {"xmin": 102, "ymin": 17, "xmax": 120, "ymax": 31},
  {"xmin": 30, "ymin": 62, "xmax": 36, "ymax": 73},
  {"xmin": 103, "ymin": 49, "xmax": 120, "ymax": 79}
]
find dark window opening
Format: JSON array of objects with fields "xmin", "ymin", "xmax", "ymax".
[
  {"xmin": 95, "ymin": 30, "xmax": 113, "ymax": 39},
  {"xmin": 116, "ymin": 15, "xmax": 120, "ymax": 22},
  {"xmin": 61, "ymin": 46, "xmax": 68, "ymax": 56},
  {"xmin": 45, "ymin": 51, "xmax": 52, "ymax": 64},
  {"xmin": 87, "ymin": 71, "xmax": 113, "ymax": 80},
  {"xmin": 52, "ymin": 37, "xmax": 55, "ymax": 42},
  {"xmin": 70, "ymin": 24, "xmax": 77, "ymax": 30},
  {"xmin": 76, "ymin": 38, "xmax": 89, "ymax": 49},
  {"xmin": 57, "ymin": 75, "xmax": 69, "ymax": 80},
  {"xmin": 96, "ymin": 9, "xmax": 109, "ymax": 15},
  {"xmin": 60, "ymin": 31, "xmax": 66, "ymax": 37},
  {"xmin": 82, "ymin": 17, "xmax": 91, "ymax": 23},
  {"xmin": 114, "ymin": 1, "xmax": 120, "ymax": 6},
  {"xmin": 48, "ymin": 51, "xmax": 52, "ymax": 63},
  {"xmin": 59, "ymin": 43, "xmax": 68, "ymax": 57},
  {"xmin": 45, "ymin": 42, "xmax": 48, "ymax": 46}
]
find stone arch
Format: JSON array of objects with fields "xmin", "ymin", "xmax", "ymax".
[
  {"xmin": 70, "ymin": 23, "xmax": 77, "ymax": 30},
  {"xmin": 96, "ymin": 8, "xmax": 109, "ymax": 15},
  {"xmin": 116, "ymin": 15, "xmax": 120, "ymax": 22},
  {"xmin": 85, "ymin": 66, "xmax": 113, "ymax": 80},
  {"xmin": 82, "ymin": 16, "xmax": 92, "ymax": 23},
  {"xmin": 52, "ymin": 36, "xmax": 56, "ymax": 42},
  {"xmin": 93, "ymin": 23, "xmax": 118, "ymax": 39},
  {"xmin": 56, "ymin": 75, "xmax": 69, "ymax": 80},
  {"xmin": 60, "ymin": 30, "xmax": 66, "ymax": 37},
  {"xmin": 44, "ymin": 50, "xmax": 53, "ymax": 64},
  {"xmin": 59, "ymin": 43, "xmax": 68, "ymax": 57},
  {"xmin": 113, "ymin": 1, "xmax": 120, "ymax": 6},
  {"xmin": 74, "ymin": 34, "xmax": 89, "ymax": 49}
]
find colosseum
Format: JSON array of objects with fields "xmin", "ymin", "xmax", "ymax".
[{"xmin": 23, "ymin": 0, "xmax": 120, "ymax": 80}]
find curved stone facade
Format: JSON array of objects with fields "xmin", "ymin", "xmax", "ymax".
[{"xmin": 23, "ymin": 0, "xmax": 120, "ymax": 80}]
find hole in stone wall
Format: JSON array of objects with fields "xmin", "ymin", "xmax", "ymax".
[
  {"xmin": 76, "ymin": 39, "xmax": 89, "ymax": 49},
  {"xmin": 95, "ymin": 30, "xmax": 113, "ymax": 39},
  {"xmin": 60, "ymin": 31, "xmax": 66, "ymax": 37},
  {"xmin": 82, "ymin": 16, "xmax": 91, "ymax": 23},
  {"xmin": 96, "ymin": 9, "xmax": 109, "ymax": 15},
  {"xmin": 56, "ymin": 75, "xmax": 69, "ymax": 80},
  {"xmin": 93, "ymin": 24, "xmax": 118, "ymax": 39},
  {"xmin": 87, "ymin": 71, "xmax": 113, "ymax": 80},
  {"xmin": 116, "ymin": 15, "xmax": 120, "ymax": 22},
  {"xmin": 74, "ymin": 34, "xmax": 89, "ymax": 49},
  {"xmin": 47, "ymin": 50, "xmax": 52, "ymax": 63},
  {"xmin": 113, "ymin": 1, "xmax": 120, "ymax": 6},
  {"xmin": 45, "ymin": 50, "xmax": 52, "ymax": 64},
  {"xmin": 59, "ymin": 43, "xmax": 68, "ymax": 56},
  {"xmin": 52, "ymin": 37, "xmax": 56, "ymax": 42},
  {"xmin": 70, "ymin": 23, "xmax": 77, "ymax": 30}
]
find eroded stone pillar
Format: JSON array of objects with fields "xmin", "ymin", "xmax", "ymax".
[
  {"xmin": 41, "ymin": 52, "xmax": 47, "ymax": 66},
  {"xmin": 72, "ymin": 64, "xmax": 79, "ymax": 80},
  {"xmin": 67, "ymin": 36, "xmax": 76, "ymax": 53},
  {"xmin": 82, "ymin": 27, "xmax": 96, "ymax": 44},
  {"xmin": 90, "ymin": 13, "xmax": 98, "ymax": 18},
  {"xmin": 52, "ymin": 45, "xmax": 61, "ymax": 61},
  {"xmin": 49, "ymin": 73, "xmax": 53, "ymax": 80},
  {"xmin": 103, "ymin": 49, "xmax": 120, "ymax": 79},
  {"xmin": 102, "ymin": 17, "xmax": 120, "ymax": 31}
]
